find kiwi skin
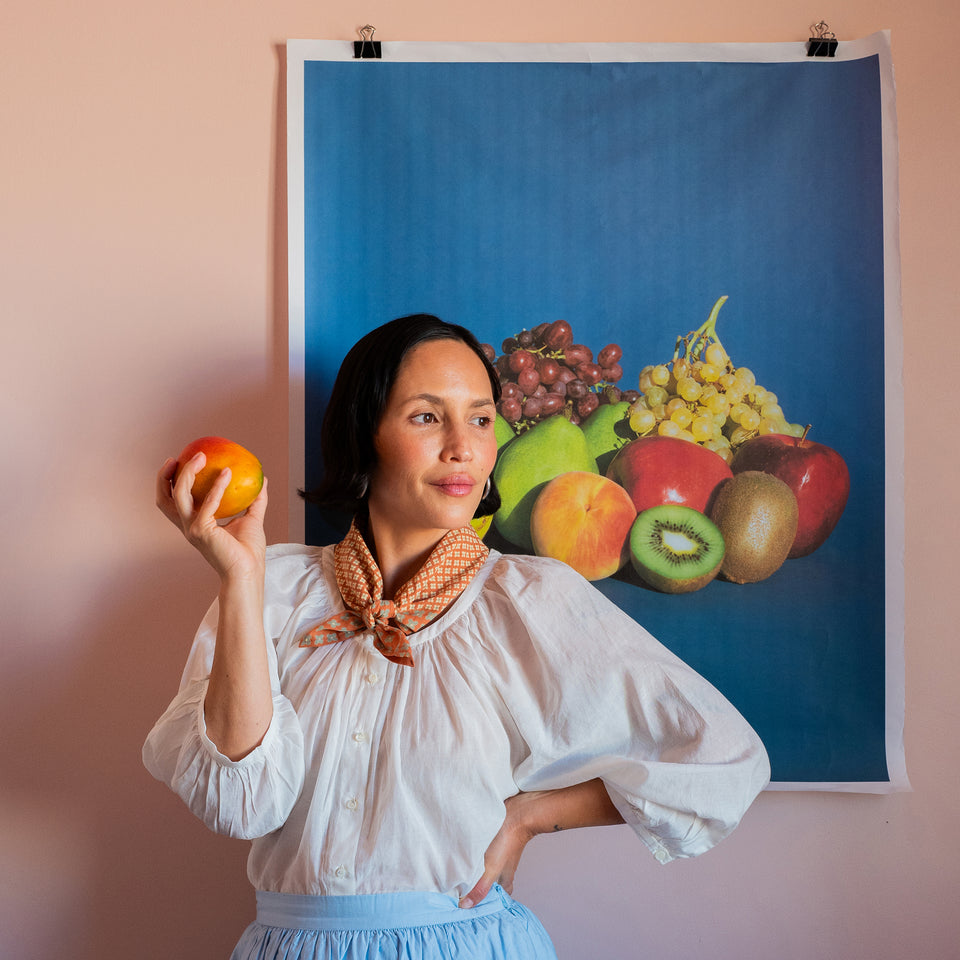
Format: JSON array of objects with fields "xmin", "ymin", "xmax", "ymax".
[
  {"xmin": 709, "ymin": 471, "xmax": 799, "ymax": 583},
  {"xmin": 629, "ymin": 505, "xmax": 725, "ymax": 594}
]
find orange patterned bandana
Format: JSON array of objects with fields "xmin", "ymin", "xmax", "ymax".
[{"xmin": 299, "ymin": 520, "xmax": 489, "ymax": 666}]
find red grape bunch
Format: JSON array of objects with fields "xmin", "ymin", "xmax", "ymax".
[{"xmin": 480, "ymin": 320, "xmax": 638, "ymax": 431}]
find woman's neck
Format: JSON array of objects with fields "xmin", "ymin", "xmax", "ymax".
[{"xmin": 362, "ymin": 512, "xmax": 447, "ymax": 598}]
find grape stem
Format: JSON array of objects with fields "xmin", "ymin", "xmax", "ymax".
[{"xmin": 684, "ymin": 295, "xmax": 729, "ymax": 360}]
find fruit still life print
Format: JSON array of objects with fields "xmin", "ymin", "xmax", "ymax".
[{"xmin": 476, "ymin": 297, "xmax": 851, "ymax": 592}]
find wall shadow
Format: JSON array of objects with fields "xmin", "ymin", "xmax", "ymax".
[
  {"xmin": 1, "ymin": 337, "xmax": 295, "ymax": 958},
  {"xmin": 1, "ymin": 42, "xmax": 300, "ymax": 960},
  {"xmin": 0, "ymin": 553, "xmax": 256, "ymax": 959}
]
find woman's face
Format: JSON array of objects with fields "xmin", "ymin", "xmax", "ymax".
[{"xmin": 367, "ymin": 338, "xmax": 499, "ymax": 542}]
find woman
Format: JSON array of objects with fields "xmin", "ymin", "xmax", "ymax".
[{"xmin": 145, "ymin": 314, "xmax": 769, "ymax": 959}]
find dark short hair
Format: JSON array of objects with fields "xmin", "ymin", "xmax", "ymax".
[{"xmin": 300, "ymin": 314, "xmax": 501, "ymax": 519}]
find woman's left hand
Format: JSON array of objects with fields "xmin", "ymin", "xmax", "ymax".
[
  {"xmin": 460, "ymin": 780, "xmax": 623, "ymax": 909},
  {"xmin": 460, "ymin": 792, "xmax": 541, "ymax": 908}
]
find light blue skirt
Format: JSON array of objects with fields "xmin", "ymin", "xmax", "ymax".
[{"xmin": 230, "ymin": 885, "xmax": 557, "ymax": 959}]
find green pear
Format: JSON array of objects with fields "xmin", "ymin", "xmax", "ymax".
[
  {"xmin": 493, "ymin": 414, "xmax": 598, "ymax": 549},
  {"xmin": 579, "ymin": 401, "xmax": 636, "ymax": 474},
  {"xmin": 494, "ymin": 413, "xmax": 516, "ymax": 449}
]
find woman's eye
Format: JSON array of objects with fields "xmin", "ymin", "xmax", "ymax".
[
  {"xmin": 473, "ymin": 415, "xmax": 493, "ymax": 427},
  {"xmin": 412, "ymin": 412, "xmax": 438, "ymax": 424}
]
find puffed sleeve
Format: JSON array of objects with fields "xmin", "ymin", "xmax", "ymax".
[
  {"xmin": 477, "ymin": 556, "xmax": 770, "ymax": 864},
  {"xmin": 142, "ymin": 549, "xmax": 310, "ymax": 840}
]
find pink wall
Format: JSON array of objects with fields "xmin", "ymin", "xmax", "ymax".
[{"xmin": 3, "ymin": 2, "xmax": 957, "ymax": 958}]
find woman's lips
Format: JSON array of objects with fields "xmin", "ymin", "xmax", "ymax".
[{"xmin": 431, "ymin": 475, "xmax": 477, "ymax": 497}]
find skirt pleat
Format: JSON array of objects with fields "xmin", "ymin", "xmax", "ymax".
[{"xmin": 230, "ymin": 885, "xmax": 557, "ymax": 960}]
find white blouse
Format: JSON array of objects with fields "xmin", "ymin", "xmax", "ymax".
[{"xmin": 143, "ymin": 544, "xmax": 769, "ymax": 899}]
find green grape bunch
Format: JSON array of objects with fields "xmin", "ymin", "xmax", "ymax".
[{"xmin": 628, "ymin": 296, "xmax": 806, "ymax": 464}]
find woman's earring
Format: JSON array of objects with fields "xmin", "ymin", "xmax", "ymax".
[
  {"xmin": 482, "ymin": 477, "xmax": 491, "ymax": 500},
  {"xmin": 357, "ymin": 476, "xmax": 369, "ymax": 498}
]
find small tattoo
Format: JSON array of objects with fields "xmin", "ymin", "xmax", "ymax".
[{"xmin": 553, "ymin": 824, "xmax": 562, "ymax": 831}]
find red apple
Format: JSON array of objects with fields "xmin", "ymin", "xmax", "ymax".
[
  {"xmin": 730, "ymin": 429, "xmax": 849, "ymax": 558},
  {"xmin": 530, "ymin": 471, "xmax": 637, "ymax": 581},
  {"xmin": 606, "ymin": 436, "xmax": 732, "ymax": 515}
]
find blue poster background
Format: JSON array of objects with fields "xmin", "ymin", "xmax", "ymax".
[{"xmin": 299, "ymin": 56, "xmax": 887, "ymax": 783}]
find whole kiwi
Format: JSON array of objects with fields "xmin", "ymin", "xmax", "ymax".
[{"xmin": 709, "ymin": 471, "xmax": 799, "ymax": 583}]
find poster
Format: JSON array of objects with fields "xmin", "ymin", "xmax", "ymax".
[{"xmin": 287, "ymin": 34, "xmax": 905, "ymax": 790}]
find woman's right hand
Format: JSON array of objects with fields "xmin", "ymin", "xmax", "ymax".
[{"xmin": 156, "ymin": 453, "xmax": 268, "ymax": 583}]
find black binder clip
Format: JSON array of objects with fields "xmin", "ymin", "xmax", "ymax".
[
  {"xmin": 806, "ymin": 21, "xmax": 838, "ymax": 57},
  {"xmin": 354, "ymin": 24, "xmax": 382, "ymax": 59}
]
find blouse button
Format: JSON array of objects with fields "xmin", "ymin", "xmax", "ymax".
[
  {"xmin": 334, "ymin": 865, "xmax": 348, "ymax": 878},
  {"xmin": 352, "ymin": 730, "xmax": 368, "ymax": 744},
  {"xmin": 365, "ymin": 671, "xmax": 380, "ymax": 685},
  {"xmin": 345, "ymin": 796, "xmax": 360, "ymax": 811}
]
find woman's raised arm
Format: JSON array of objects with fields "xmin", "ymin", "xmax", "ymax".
[{"xmin": 156, "ymin": 454, "xmax": 273, "ymax": 760}]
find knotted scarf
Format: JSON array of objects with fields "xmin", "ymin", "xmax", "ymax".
[{"xmin": 299, "ymin": 520, "xmax": 489, "ymax": 666}]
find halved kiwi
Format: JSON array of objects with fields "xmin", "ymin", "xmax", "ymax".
[{"xmin": 629, "ymin": 505, "xmax": 725, "ymax": 594}]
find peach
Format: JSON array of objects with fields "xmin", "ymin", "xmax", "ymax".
[{"xmin": 530, "ymin": 471, "xmax": 637, "ymax": 581}]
